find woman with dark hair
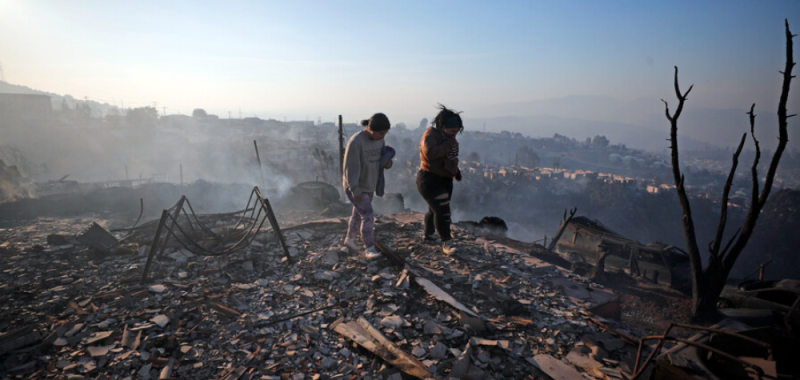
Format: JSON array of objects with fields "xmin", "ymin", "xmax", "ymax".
[
  {"xmin": 342, "ymin": 113, "xmax": 393, "ymax": 259},
  {"xmin": 417, "ymin": 105, "xmax": 463, "ymax": 254}
]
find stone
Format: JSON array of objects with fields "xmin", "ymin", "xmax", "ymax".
[{"xmin": 150, "ymin": 315, "xmax": 170, "ymax": 328}]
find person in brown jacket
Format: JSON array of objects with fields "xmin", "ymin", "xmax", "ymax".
[{"xmin": 417, "ymin": 105, "xmax": 463, "ymax": 254}]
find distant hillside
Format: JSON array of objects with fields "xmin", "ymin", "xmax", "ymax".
[
  {"xmin": 472, "ymin": 95, "xmax": 797, "ymax": 153},
  {"xmin": 0, "ymin": 80, "xmax": 52, "ymax": 96},
  {"xmin": 464, "ymin": 114, "xmax": 711, "ymax": 153},
  {"xmin": 0, "ymin": 80, "xmax": 119, "ymax": 117}
]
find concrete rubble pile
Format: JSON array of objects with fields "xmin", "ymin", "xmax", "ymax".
[{"xmin": 0, "ymin": 210, "xmax": 643, "ymax": 379}]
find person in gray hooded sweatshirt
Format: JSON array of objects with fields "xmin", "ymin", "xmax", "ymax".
[{"xmin": 342, "ymin": 113, "xmax": 392, "ymax": 259}]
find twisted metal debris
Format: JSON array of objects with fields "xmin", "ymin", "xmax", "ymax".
[{"xmin": 140, "ymin": 187, "xmax": 293, "ymax": 283}]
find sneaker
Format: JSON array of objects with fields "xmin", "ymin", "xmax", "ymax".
[
  {"xmin": 343, "ymin": 237, "xmax": 360, "ymax": 252},
  {"xmin": 421, "ymin": 234, "xmax": 440, "ymax": 245},
  {"xmin": 364, "ymin": 246, "xmax": 382, "ymax": 260},
  {"xmin": 442, "ymin": 240, "xmax": 457, "ymax": 255}
]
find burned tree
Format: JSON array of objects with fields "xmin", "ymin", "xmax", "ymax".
[{"xmin": 664, "ymin": 20, "xmax": 795, "ymax": 319}]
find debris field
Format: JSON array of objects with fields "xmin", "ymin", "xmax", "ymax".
[{"xmin": 0, "ymin": 207, "xmax": 647, "ymax": 380}]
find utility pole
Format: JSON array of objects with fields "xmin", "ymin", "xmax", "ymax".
[
  {"xmin": 254, "ymin": 140, "xmax": 266, "ymax": 189},
  {"xmin": 338, "ymin": 115, "xmax": 344, "ymax": 178}
]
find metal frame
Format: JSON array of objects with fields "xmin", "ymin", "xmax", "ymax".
[{"xmin": 140, "ymin": 186, "xmax": 293, "ymax": 284}]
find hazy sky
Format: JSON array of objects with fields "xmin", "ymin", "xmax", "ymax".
[{"xmin": 0, "ymin": 0, "xmax": 797, "ymax": 124}]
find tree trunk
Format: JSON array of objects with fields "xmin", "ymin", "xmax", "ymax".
[
  {"xmin": 666, "ymin": 21, "xmax": 794, "ymax": 321},
  {"xmin": 692, "ymin": 261, "xmax": 729, "ymax": 321}
]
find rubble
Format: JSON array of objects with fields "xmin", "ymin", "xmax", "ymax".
[{"xmin": 0, "ymin": 206, "xmax": 650, "ymax": 379}]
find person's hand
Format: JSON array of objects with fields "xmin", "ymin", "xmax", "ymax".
[
  {"xmin": 455, "ymin": 171, "xmax": 462, "ymax": 181},
  {"xmin": 354, "ymin": 193, "xmax": 363, "ymax": 202}
]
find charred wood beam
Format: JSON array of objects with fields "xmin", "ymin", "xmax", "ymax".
[
  {"xmin": 375, "ymin": 241, "xmax": 488, "ymax": 333},
  {"xmin": 156, "ymin": 196, "xmax": 186, "ymax": 260},
  {"xmin": 140, "ymin": 209, "xmax": 169, "ymax": 284},
  {"xmin": 547, "ymin": 207, "xmax": 576, "ymax": 252},
  {"xmin": 255, "ymin": 188, "xmax": 294, "ymax": 265}
]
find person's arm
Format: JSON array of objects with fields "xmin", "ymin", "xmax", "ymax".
[
  {"xmin": 382, "ymin": 145, "xmax": 394, "ymax": 169},
  {"xmin": 420, "ymin": 130, "xmax": 457, "ymax": 160},
  {"xmin": 343, "ymin": 138, "xmax": 362, "ymax": 197}
]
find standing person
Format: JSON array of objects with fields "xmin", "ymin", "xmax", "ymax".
[
  {"xmin": 342, "ymin": 113, "xmax": 392, "ymax": 259},
  {"xmin": 417, "ymin": 105, "xmax": 463, "ymax": 255}
]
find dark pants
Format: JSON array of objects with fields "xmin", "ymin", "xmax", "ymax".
[{"xmin": 416, "ymin": 170, "xmax": 454, "ymax": 241}]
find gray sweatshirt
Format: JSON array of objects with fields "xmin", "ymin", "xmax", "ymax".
[{"xmin": 342, "ymin": 130, "xmax": 385, "ymax": 195}]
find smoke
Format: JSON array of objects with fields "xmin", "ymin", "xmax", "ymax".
[
  {"xmin": 0, "ymin": 158, "xmax": 36, "ymax": 203},
  {"xmin": 0, "ymin": 115, "xmax": 337, "ymax": 214}
]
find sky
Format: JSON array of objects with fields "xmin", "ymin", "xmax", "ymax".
[{"xmin": 0, "ymin": 0, "xmax": 798, "ymax": 126}]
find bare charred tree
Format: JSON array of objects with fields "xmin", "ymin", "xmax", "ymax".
[{"xmin": 664, "ymin": 20, "xmax": 795, "ymax": 320}]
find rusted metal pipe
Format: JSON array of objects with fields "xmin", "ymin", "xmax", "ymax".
[
  {"xmin": 131, "ymin": 198, "xmax": 144, "ymax": 228},
  {"xmin": 632, "ymin": 335, "xmax": 766, "ymax": 379},
  {"xmin": 632, "ymin": 322, "xmax": 772, "ymax": 379}
]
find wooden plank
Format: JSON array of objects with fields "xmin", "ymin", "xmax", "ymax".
[
  {"xmin": 529, "ymin": 354, "xmax": 584, "ymax": 380},
  {"xmin": 334, "ymin": 317, "xmax": 436, "ymax": 379}
]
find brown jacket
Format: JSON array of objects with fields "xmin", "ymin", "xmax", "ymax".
[{"xmin": 419, "ymin": 127, "xmax": 460, "ymax": 178}]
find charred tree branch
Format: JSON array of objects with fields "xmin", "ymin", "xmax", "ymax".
[
  {"xmin": 712, "ymin": 133, "xmax": 746, "ymax": 257},
  {"xmin": 748, "ymin": 105, "xmax": 761, "ymax": 218},
  {"xmin": 718, "ymin": 228, "xmax": 741, "ymax": 260},
  {"xmin": 666, "ymin": 66, "xmax": 703, "ymax": 314},
  {"xmin": 724, "ymin": 20, "xmax": 794, "ymax": 270}
]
